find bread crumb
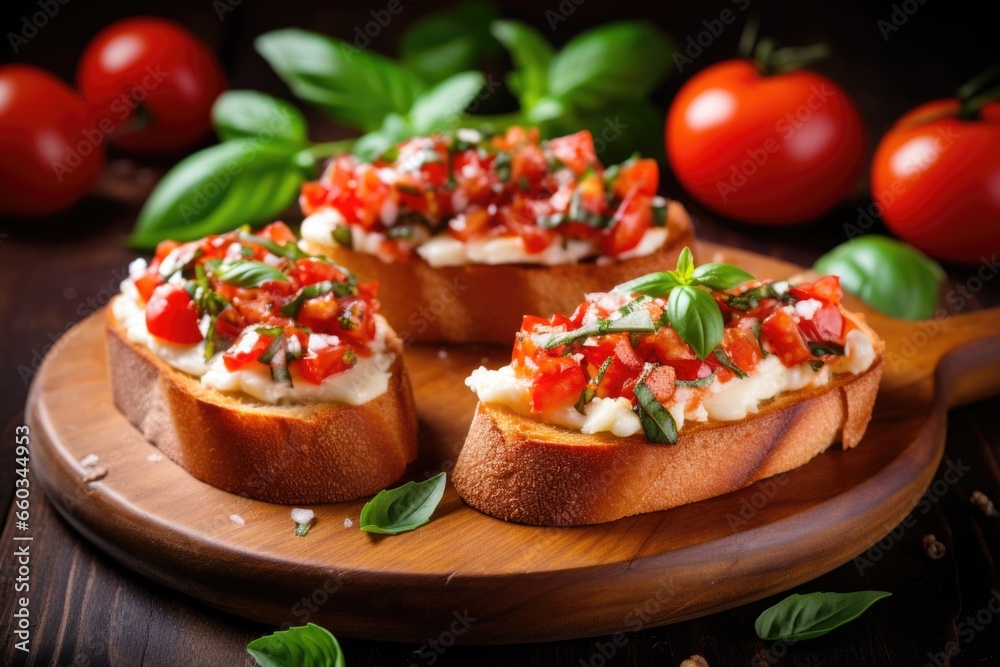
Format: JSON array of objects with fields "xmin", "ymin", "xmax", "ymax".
[
  {"xmin": 438, "ymin": 349, "xmax": 448, "ymax": 359},
  {"xmin": 680, "ymin": 656, "xmax": 709, "ymax": 667},
  {"xmin": 146, "ymin": 452, "xmax": 164, "ymax": 462},
  {"xmin": 922, "ymin": 534, "xmax": 946, "ymax": 559},
  {"xmin": 343, "ymin": 518, "xmax": 353, "ymax": 528},
  {"xmin": 971, "ymin": 490, "xmax": 999, "ymax": 518},
  {"xmin": 230, "ymin": 514, "xmax": 245, "ymax": 526},
  {"xmin": 79, "ymin": 454, "xmax": 99, "ymax": 467},
  {"xmin": 82, "ymin": 466, "xmax": 108, "ymax": 484}
]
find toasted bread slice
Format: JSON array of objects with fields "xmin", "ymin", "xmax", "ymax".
[
  {"xmin": 105, "ymin": 299, "xmax": 418, "ymax": 504},
  {"xmin": 300, "ymin": 201, "xmax": 696, "ymax": 344},
  {"xmin": 452, "ymin": 315, "xmax": 885, "ymax": 526}
]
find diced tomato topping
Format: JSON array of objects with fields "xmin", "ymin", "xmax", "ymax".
[
  {"xmin": 762, "ymin": 309, "xmax": 813, "ymax": 367},
  {"xmin": 222, "ymin": 330, "xmax": 276, "ymax": 371},
  {"xmin": 291, "ymin": 258, "xmax": 347, "ymax": 286},
  {"xmin": 721, "ymin": 327, "xmax": 762, "ymax": 374},
  {"xmin": 152, "ymin": 239, "xmax": 180, "ymax": 266},
  {"xmin": 134, "ymin": 270, "xmax": 162, "ymax": 303},
  {"xmin": 530, "ymin": 364, "xmax": 587, "ymax": 412},
  {"xmin": 660, "ymin": 358, "xmax": 713, "ymax": 381},
  {"xmin": 546, "ymin": 130, "xmax": 598, "ymax": 175},
  {"xmin": 145, "ymin": 283, "xmax": 203, "ymax": 344},
  {"xmin": 600, "ymin": 193, "xmax": 653, "ymax": 256},
  {"xmin": 613, "ymin": 158, "xmax": 659, "ymax": 198},
  {"xmin": 448, "ymin": 207, "xmax": 491, "ymax": 243},
  {"xmin": 798, "ymin": 302, "xmax": 845, "ymax": 345},
  {"xmin": 789, "ymin": 275, "xmax": 843, "ymax": 305},
  {"xmin": 297, "ymin": 337, "xmax": 357, "ymax": 384},
  {"xmin": 643, "ymin": 365, "xmax": 676, "ymax": 403},
  {"xmin": 638, "ymin": 326, "xmax": 696, "ymax": 364},
  {"xmin": 258, "ymin": 221, "xmax": 297, "ymax": 245}
]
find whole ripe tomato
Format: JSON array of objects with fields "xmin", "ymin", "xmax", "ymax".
[
  {"xmin": 871, "ymin": 100, "xmax": 1000, "ymax": 264},
  {"xmin": 77, "ymin": 18, "xmax": 226, "ymax": 154},
  {"xmin": 0, "ymin": 65, "xmax": 104, "ymax": 217},
  {"xmin": 666, "ymin": 59, "xmax": 866, "ymax": 225}
]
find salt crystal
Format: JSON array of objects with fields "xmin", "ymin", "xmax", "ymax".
[{"xmin": 343, "ymin": 518, "xmax": 353, "ymax": 528}]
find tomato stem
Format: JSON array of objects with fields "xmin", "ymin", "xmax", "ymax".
[
  {"xmin": 957, "ymin": 64, "xmax": 1000, "ymax": 120},
  {"xmin": 741, "ymin": 20, "xmax": 830, "ymax": 76}
]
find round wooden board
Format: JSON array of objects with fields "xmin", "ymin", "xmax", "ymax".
[{"xmin": 28, "ymin": 242, "xmax": 1000, "ymax": 644}]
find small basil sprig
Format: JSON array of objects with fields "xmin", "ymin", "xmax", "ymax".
[
  {"xmin": 543, "ymin": 305, "xmax": 656, "ymax": 349},
  {"xmin": 814, "ymin": 235, "xmax": 944, "ymax": 320},
  {"xmin": 217, "ymin": 260, "xmax": 289, "ymax": 288},
  {"xmin": 755, "ymin": 591, "xmax": 891, "ymax": 642},
  {"xmin": 280, "ymin": 281, "xmax": 357, "ymax": 318},
  {"xmin": 616, "ymin": 248, "xmax": 755, "ymax": 360},
  {"xmin": 247, "ymin": 623, "xmax": 345, "ymax": 667},
  {"xmin": 359, "ymin": 472, "xmax": 447, "ymax": 535}
]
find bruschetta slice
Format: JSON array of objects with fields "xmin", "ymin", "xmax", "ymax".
[
  {"xmin": 453, "ymin": 250, "xmax": 884, "ymax": 525},
  {"xmin": 298, "ymin": 126, "xmax": 696, "ymax": 344},
  {"xmin": 106, "ymin": 222, "xmax": 418, "ymax": 504}
]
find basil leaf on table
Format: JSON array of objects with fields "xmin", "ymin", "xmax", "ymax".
[
  {"xmin": 409, "ymin": 71, "xmax": 486, "ymax": 134},
  {"xmin": 217, "ymin": 260, "xmax": 289, "ymax": 288},
  {"xmin": 667, "ymin": 286, "xmax": 724, "ymax": 360},
  {"xmin": 360, "ymin": 472, "xmax": 447, "ymax": 535},
  {"xmin": 755, "ymin": 591, "xmax": 891, "ymax": 642},
  {"xmin": 247, "ymin": 623, "xmax": 345, "ymax": 667},
  {"xmin": 400, "ymin": 1, "xmax": 501, "ymax": 85},
  {"xmin": 633, "ymin": 381, "xmax": 679, "ymax": 444},
  {"xmin": 491, "ymin": 20, "xmax": 554, "ymax": 108},
  {"xmin": 255, "ymin": 28, "xmax": 424, "ymax": 132},
  {"xmin": 814, "ymin": 235, "xmax": 944, "ymax": 320},
  {"xmin": 546, "ymin": 21, "xmax": 673, "ymax": 111},
  {"xmin": 212, "ymin": 90, "xmax": 308, "ymax": 146},
  {"xmin": 130, "ymin": 140, "xmax": 305, "ymax": 249}
]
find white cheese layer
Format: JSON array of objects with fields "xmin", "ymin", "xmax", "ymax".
[
  {"xmin": 300, "ymin": 208, "xmax": 669, "ymax": 267},
  {"xmin": 465, "ymin": 330, "xmax": 876, "ymax": 438},
  {"xmin": 112, "ymin": 279, "xmax": 395, "ymax": 406}
]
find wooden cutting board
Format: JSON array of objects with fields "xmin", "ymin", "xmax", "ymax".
[{"xmin": 27, "ymin": 242, "xmax": 1000, "ymax": 644}]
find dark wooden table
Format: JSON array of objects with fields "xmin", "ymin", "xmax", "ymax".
[{"xmin": 3, "ymin": 1, "xmax": 1000, "ymax": 665}]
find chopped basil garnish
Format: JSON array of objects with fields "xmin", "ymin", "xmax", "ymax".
[
  {"xmin": 726, "ymin": 281, "xmax": 791, "ymax": 311},
  {"xmin": 633, "ymin": 381, "xmax": 678, "ymax": 445},
  {"xmin": 810, "ymin": 360, "xmax": 825, "ymax": 372},
  {"xmin": 808, "ymin": 341, "xmax": 846, "ymax": 356},
  {"xmin": 257, "ymin": 332, "xmax": 285, "ymax": 365},
  {"xmin": 651, "ymin": 201, "xmax": 668, "ymax": 227},
  {"xmin": 492, "ymin": 151, "xmax": 511, "ymax": 182},
  {"xmin": 386, "ymin": 224, "xmax": 415, "ymax": 240},
  {"xmin": 543, "ymin": 307, "xmax": 656, "ymax": 349},
  {"xmin": 331, "ymin": 225, "xmax": 353, "ymax": 249},
  {"xmin": 395, "ymin": 183, "xmax": 421, "ymax": 197},
  {"xmin": 518, "ymin": 175, "xmax": 530, "ymax": 192},
  {"xmin": 567, "ymin": 189, "xmax": 611, "ymax": 228},
  {"xmin": 280, "ymin": 281, "xmax": 358, "ymax": 318},
  {"xmin": 217, "ymin": 260, "xmax": 289, "ymax": 288},
  {"xmin": 713, "ymin": 349, "xmax": 749, "ymax": 379},
  {"xmin": 675, "ymin": 373, "xmax": 715, "ymax": 388},
  {"xmin": 752, "ymin": 319, "xmax": 768, "ymax": 358},
  {"xmin": 238, "ymin": 229, "xmax": 309, "ymax": 260},
  {"xmin": 576, "ymin": 356, "xmax": 613, "ymax": 414}
]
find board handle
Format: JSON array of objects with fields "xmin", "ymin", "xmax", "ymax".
[{"xmin": 877, "ymin": 307, "xmax": 1000, "ymax": 408}]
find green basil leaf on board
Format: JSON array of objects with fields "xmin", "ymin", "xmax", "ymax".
[
  {"xmin": 212, "ymin": 90, "xmax": 308, "ymax": 146},
  {"xmin": 813, "ymin": 235, "xmax": 945, "ymax": 320},
  {"xmin": 667, "ymin": 286, "xmax": 724, "ymax": 360},
  {"xmin": 633, "ymin": 381, "xmax": 679, "ymax": 444},
  {"xmin": 490, "ymin": 20, "xmax": 554, "ymax": 108},
  {"xmin": 217, "ymin": 260, "xmax": 289, "ymax": 288},
  {"xmin": 360, "ymin": 472, "xmax": 447, "ymax": 535},
  {"xmin": 247, "ymin": 623, "xmax": 345, "ymax": 667},
  {"xmin": 409, "ymin": 71, "xmax": 486, "ymax": 134},
  {"xmin": 255, "ymin": 28, "xmax": 424, "ymax": 132},
  {"xmin": 130, "ymin": 140, "xmax": 305, "ymax": 249},
  {"xmin": 400, "ymin": 1, "xmax": 501, "ymax": 85},
  {"xmin": 546, "ymin": 22, "xmax": 673, "ymax": 110},
  {"xmin": 755, "ymin": 591, "xmax": 892, "ymax": 642}
]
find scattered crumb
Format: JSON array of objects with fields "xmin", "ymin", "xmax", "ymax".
[
  {"xmin": 922, "ymin": 534, "xmax": 946, "ymax": 560},
  {"xmin": 79, "ymin": 454, "xmax": 99, "ymax": 467},
  {"xmin": 146, "ymin": 452, "xmax": 164, "ymax": 462},
  {"xmin": 971, "ymin": 490, "xmax": 999, "ymax": 518},
  {"xmin": 230, "ymin": 514, "xmax": 245, "ymax": 526},
  {"xmin": 680, "ymin": 657, "xmax": 709, "ymax": 667},
  {"xmin": 82, "ymin": 466, "xmax": 108, "ymax": 484},
  {"xmin": 291, "ymin": 508, "xmax": 315, "ymax": 525},
  {"xmin": 437, "ymin": 349, "xmax": 448, "ymax": 359},
  {"xmin": 343, "ymin": 518, "xmax": 353, "ymax": 528}
]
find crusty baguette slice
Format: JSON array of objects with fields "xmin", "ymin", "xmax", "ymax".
[
  {"xmin": 105, "ymin": 298, "xmax": 418, "ymax": 504},
  {"xmin": 452, "ymin": 315, "xmax": 885, "ymax": 526},
  {"xmin": 300, "ymin": 201, "xmax": 696, "ymax": 344}
]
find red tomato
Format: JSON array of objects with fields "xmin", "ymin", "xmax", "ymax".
[
  {"xmin": 298, "ymin": 341, "xmax": 356, "ymax": 384},
  {"xmin": 546, "ymin": 130, "xmax": 598, "ymax": 175},
  {"xmin": 613, "ymin": 158, "xmax": 659, "ymax": 198},
  {"xmin": 146, "ymin": 283, "xmax": 203, "ymax": 344},
  {"xmin": 762, "ymin": 309, "xmax": 811, "ymax": 367},
  {"xmin": 871, "ymin": 99, "xmax": 1000, "ymax": 264},
  {"xmin": 530, "ymin": 365, "xmax": 587, "ymax": 412},
  {"xmin": 721, "ymin": 327, "xmax": 762, "ymax": 373},
  {"xmin": 660, "ymin": 359, "xmax": 713, "ymax": 381},
  {"xmin": 601, "ymin": 194, "xmax": 653, "ymax": 256},
  {"xmin": 134, "ymin": 270, "xmax": 162, "ymax": 303},
  {"xmin": 798, "ymin": 303, "xmax": 845, "ymax": 345},
  {"xmin": 0, "ymin": 66, "xmax": 104, "ymax": 217},
  {"xmin": 643, "ymin": 365, "xmax": 676, "ymax": 404},
  {"xmin": 223, "ymin": 331, "xmax": 275, "ymax": 371},
  {"xmin": 291, "ymin": 258, "xmax": 346, "ymax": 286},
  {"xmin": 666, "ymin": 60, "xmax": 865, "ymax": 224},
  {"xmin": 259, "ymin": 221, "xmax": 298, "ymax": 245},
  {"xmin": 789, "ymin": 275, "xmax": 842, "ymax": 304},
  {"xmin": 77, "ymin": 18, "xmax": 226, "ymax": 154}
]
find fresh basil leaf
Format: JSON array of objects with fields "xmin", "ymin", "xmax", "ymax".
[
  {"xmin": 238, "ymin": 230, "xmax": 310, "ymax": 260},
  {"xmin": 400, "ymin": 1, "xmax": 501, "ymax": 85},
  {"xmin": 491, "ymin": 20, "xmax": 554, "ymax": 108},
  {"xmin": 360, "ymin": 472, "xmax": 447, "ymax": 535},
  {"xmin": 692, "ymin": 263, "xmax": 756, "ymax": 290},
  {"xmin": 814, "ymin": 235, "xmax": 944, "ymax": 320},
  {"xmin": 257, "ymin": 331, "xmax": 285, "ymax": 364},
  {"xmin": 352, "ymin": 113, "xmax": 413, "ymax": 162},
  {"xmin": 547, "ymin": 22, "xmax": 673, "ymax": 110},
  {"xmin": 726, "ymin": 281, "xmax": 792, "ymax": 311},
  {"xmin": 331, "ymin": 226, "xmax": 352, "ymax": 249},
  {"xmin": 808, "ymin": 341, "xmax": 846, "ymax": 357},
  {"xmin": 676, "ymin": 247, "xmax": 695, "ymax": 282},
  {"xmin": 218, "ymin": 260, "xmax": 289, "ymax": 288},
  {"xmin": 255, "ymin": 28, "xmax": 423, "ymax": 132},
  {"xmin": 409, "ymin": 71, "xmax": 486, "ymax": 134},
  {"xmin": 675, "ymin": 373, "xmax": 716, "ymax": 388},
  {"xmin": 544, "ymin": 307, "xmax": 656, "ymax": 349},
  {"xmin": 755, "ymin": 591, "xmax": 891, "ymax": 642},
  {"xmin": 130, "ymin": 140, "xmax": 304, "ymax": 249},
  {"xmin": 247, "ymin": 623, "xmax": 345, "ymax": 667},
  {"xmin": 809, "ymin": 360, "xmax": 825, "ymax": 372},
  {"xmin": 614, "ymin": 271, "xmax": 683, "ymax": 297},
  {"xmin": 713, "ymin": 349, "xmax": 749, "ymax": 378},
  {"xmin": 281, "ymin": 281, "xmax": 357, "ymax": 318},
  {"xmin": 633, "ymin": 381, "xmax": 678, "ymax": 444},
  {"xmin": 212, "ymin": 91, "xmax": 307, "ymax": 147},
  {"xmin": 667, "ymin": 286, "xmax": 723, "ymax": 360}
]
